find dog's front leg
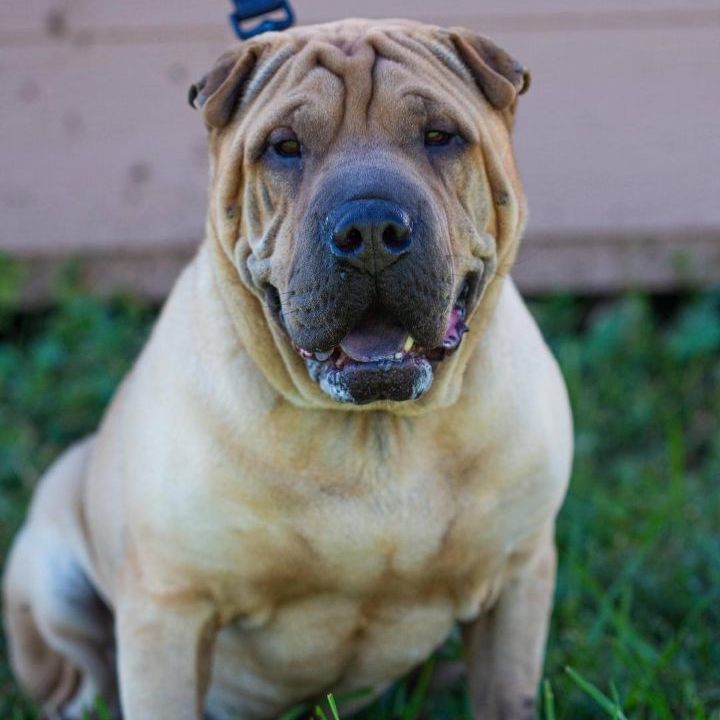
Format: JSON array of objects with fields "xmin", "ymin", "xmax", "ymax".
[
  {"xmin": 462, "ymin": 527, "xmax": 557, "ymax": 720},
  {"xmin": 115, "ymin": 576, "xmax": 218, "ymax": 720}
]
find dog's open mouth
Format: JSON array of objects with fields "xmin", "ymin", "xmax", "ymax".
[{"xmin": 291, "ymin": 281, "xmax": 471, "ymax": 404}]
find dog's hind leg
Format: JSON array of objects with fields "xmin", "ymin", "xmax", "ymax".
[{"xmin": 2, "ymin": 439, "xmax": 120, "ymax": 720}]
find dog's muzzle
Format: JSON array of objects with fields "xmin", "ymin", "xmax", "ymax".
[{"xmin": 274, "ymin": 160, "xmax": 471, "ymax": 404}]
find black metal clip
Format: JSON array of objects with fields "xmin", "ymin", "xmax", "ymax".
[{"xmin": 229, "ymin": 0, "xmax": 295, "ymax": 40}]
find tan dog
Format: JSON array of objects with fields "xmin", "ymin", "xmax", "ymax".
[{"xmin": 3, "ymin": 19, "xmax": 572, "ymax": 720}]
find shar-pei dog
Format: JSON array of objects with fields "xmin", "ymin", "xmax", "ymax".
[{"xmin": 3, "ymin": 18, "xmax": 572, "ymax": 720}]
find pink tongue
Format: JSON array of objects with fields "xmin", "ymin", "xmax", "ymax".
[{"xmin": 340, "ymin": 313, "xmax": 407, "ymax": 362}]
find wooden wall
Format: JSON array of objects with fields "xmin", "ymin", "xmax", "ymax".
[{"xmin": 1, "ymin": 0, "xmax": 719, "ymax": 300}]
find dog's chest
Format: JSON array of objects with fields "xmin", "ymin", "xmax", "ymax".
[
  {"xmin": 202, "ymin": 460, "xmax": 522, "ymax": 711},
  {"xmin": 172, "ymin": 409, "xmax": 554, "ymax": 716},
  {"xmin": 214, "ymin": 451, "xmax": 523, "ymax": 626}
]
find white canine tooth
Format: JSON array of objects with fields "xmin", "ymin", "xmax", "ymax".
[
  {"xmin": 315, "ymin": 350, "xmax": 332, "ymax": 361},
  {"xmin": 394, "ymin": 352, "xmax": 403, "ymax": 360},
  {"xmin": 403, "ymin": 336, "xmax": 415, "ymax": 352}
]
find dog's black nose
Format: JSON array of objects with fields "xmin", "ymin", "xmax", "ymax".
[{"xmin": 329, "ymin": 199, "xmax": 412, "ymax": 273}]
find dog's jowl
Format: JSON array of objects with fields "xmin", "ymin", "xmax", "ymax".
[{"xmin": 3, "ymin": 20, "xmax": 572, "ymax": 720}]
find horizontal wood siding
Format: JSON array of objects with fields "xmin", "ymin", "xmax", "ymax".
[{"xmin": 1, "ymin": 0, "xmax": 719, "ymax": 299}]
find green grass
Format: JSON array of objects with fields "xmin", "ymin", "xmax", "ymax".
[{"xmin": 1, "ymin": 256, "xmax": 718, "ymax": 719}]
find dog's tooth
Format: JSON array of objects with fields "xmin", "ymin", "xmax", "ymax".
[
  {"xmin": 403, "ymin": 336, "xmax": 415, "ymax": 352},
  {"xmin": 394, "ymin": 352, "xmax": 403, "ymax": 360},
  {"xmin": 315, "ymin": 350, "xmax": 333, "ymax": 361}
]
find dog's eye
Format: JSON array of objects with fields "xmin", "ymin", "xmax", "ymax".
[
  {"xmin": 272, "ymin": 137, "xmax": 302, "ymax": 158},
  {"xmin": 424, "ymin": 130, "xmax": 454, "ymax": 147},
  {"xmin": 264, "ymin": 128, "xmax": 302, "ymax": 161}
]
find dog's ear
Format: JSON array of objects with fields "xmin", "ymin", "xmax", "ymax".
[
  {"xmin": 449, "ymin": 30, "xmax": 531, "ymax": 111},
  {"xmin": 188, "ymin": 46, "xmax": 261, "ymax": 129}
]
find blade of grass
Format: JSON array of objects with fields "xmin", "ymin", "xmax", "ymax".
[
  {"xmin": 543, "ymin": 679, "xmax": 556, "ymax": 720},
  {"xmin": 392, "ymin": 681, "xmax": 408, "ymax": 716},
  {"xmin": 565, "ymin": 666, "xmax": 628, "ymax": 720},
  {"xmin": 95, "ymin": 697, "xmax": 112, "ymax": 720},
  {"xmin": 402, "ymin": 658, "xmax": 435, "ymax": 720},
  {"xmin": 326, "ymin": 694, "xmax": 341, "ymax": 720},
  {"xmin": 277, "ymin": 705, "xmax": 310, "ymax": 720},
  {"xmin": 610, "ymin": 682, "xmax": 621, "ymax": 720}
]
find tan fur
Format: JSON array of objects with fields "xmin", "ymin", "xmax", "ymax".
[{"xmin": 3, "ymin": 19, "xmax": 572, "ymax": 720}]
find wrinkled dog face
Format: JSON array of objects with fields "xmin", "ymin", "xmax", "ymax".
[{"xmin": 191, "ymin": 20, "xmax": 529, "ymax": 406}]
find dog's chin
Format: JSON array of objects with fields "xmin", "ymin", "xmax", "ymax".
[
  {"xmin": 307, "ymin": 354, "xmax": 434, "ymax": 405},
  {"xmin": 288, "ymin": 280, "xmax": 473, "ymax": 405}
]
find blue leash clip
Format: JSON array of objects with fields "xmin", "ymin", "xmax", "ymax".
[{"xmin": 229, "ymin": 0, "xmax": 295, "ymax": 39}]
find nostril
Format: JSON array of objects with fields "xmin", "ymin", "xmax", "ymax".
[
  {"xmin": 329, "ymin": 202, "xmax": 412, "ymax": 262},
  {"xmin": 347, "ymin": 228, "xmax": 363, "ymax": 251},
  {"xmin": 333, "ymin": 227, "xmax": 364, "ymax": 254},
  {"xmin": 382, "ymin": 222, "xmax": 411, "ymax": 252}
]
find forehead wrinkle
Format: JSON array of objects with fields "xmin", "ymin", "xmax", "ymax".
[
  {"xmin": 364, "ymin": 42, "xmax": 479, "ymax": 143},
  {"xmin": 303, "ymin": 41, "xmax": 353, "ymax": 77},
  {"xmin": 308, "ymin": 41, "xmax": 376, "ymax": 137},
  {"xmin": 284, "ymin": 68, "xmax": 346, "ymax": 147},
  {"xmin": 366, "ymin": 44, "xmax": 381, "ymax": 124},
  {"xmin": 364, "ymin": 30, "xmax": 407, "ymax": 66},
  {"xmin": 399, "ymin": 90, "xmax": 478, "ymax": 141},
  {"xmin": 283, "ymin": 44, "xmax": 347, "ymax": 97},
  {"xmin": 243, "ymin": 45, "xmax": 298, "ymax": 107},
  {"xmin": 414, "ymin": 37, "xmax": 473, "ymax": 85},
  {"xmin": 383, "ymin": 34, "xmax": 489, "ymax": 141},
  {"xmin": 366, "ymin": 31, "xmax": 475, "ymax": 122},
  {"xmin": 385, "ymin": 31, "xmax": 473, "ymax": 88}
]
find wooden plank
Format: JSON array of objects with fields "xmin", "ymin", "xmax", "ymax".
[
  {"xmin": 3, "ymin": 0, "xmax": 719, "ymax": 41},
  {"xmin": 14, "ymin": 242, "xmax": 199, "ymax": 305},
  {"xmin": 2, "ymin": 27, "xmax": 718, "ymax": 251},
  {"xmin": 508, "ymin": 25, "xmax": 720, "ymax": 236},
  {"xmin": 514, "ymin": 230, "xmax": 720, "ymax": 294},
  {"xmin": 0, "ymin": 42, "xmax": 218, "ymax": 254},
  {"xmin": 12, "ymin": 230, "xmax": 719, "ymax": 306},
  {"xmin": 1, "ymin": 10, "xmax": 719, "ymax": 296}
]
